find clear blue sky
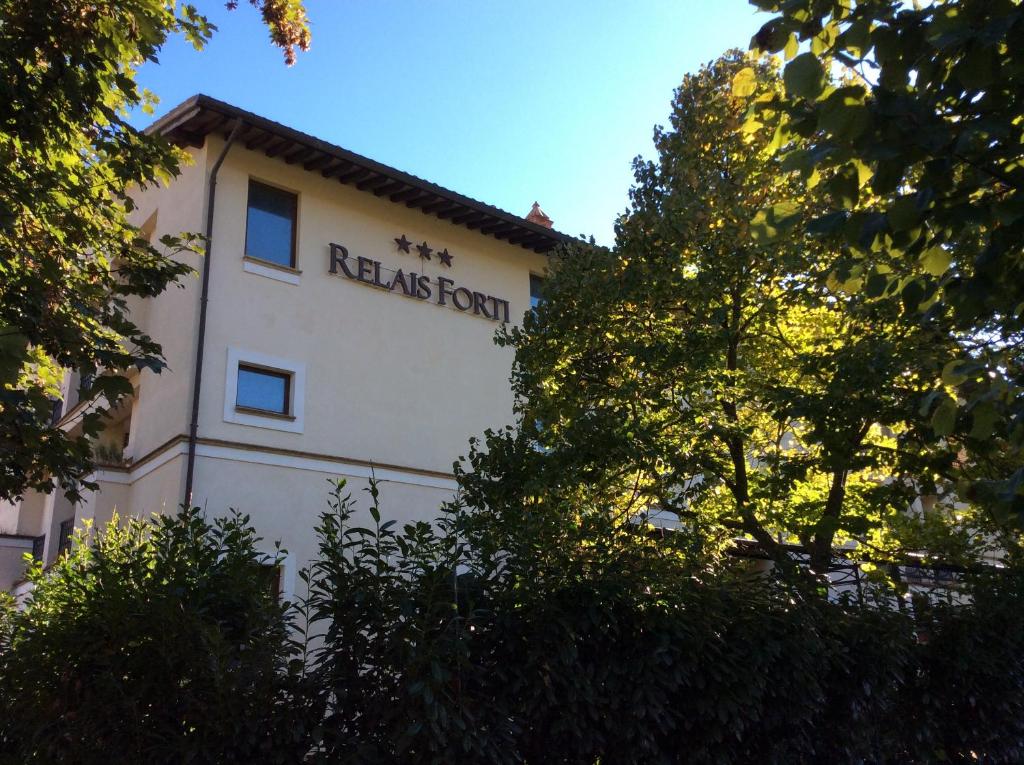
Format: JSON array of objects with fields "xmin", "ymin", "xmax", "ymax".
[{"xmin": 135, "ymin": 1, "xmax": 766, "ymax": 246}]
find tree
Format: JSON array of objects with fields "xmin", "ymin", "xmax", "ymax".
[
  {"xmin": 0, "ymin": 0, "xmax": 310, "ymax": 502},
  {"xmin": 3, "ymin": 485, "xmax": 1023, "ymax": 762},
  {"xmin": 0, "ymin": 509, "xmax": 316, "ymax": 764},
  {"xmin": 305, "ymin": 480, "xmax": 1024, "ymax": 763},
  {"xmin": 458, "ymin": 52, "xmax": 1004, "ymax": 577},
  {"xmin": 738, "ymin": 0, "xmax": 1024, "ymax": 525}
]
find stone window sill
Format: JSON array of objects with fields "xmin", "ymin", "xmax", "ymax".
[{"xmin": 243, "ymin": 256, "xmax": 302, "ymax": 285}]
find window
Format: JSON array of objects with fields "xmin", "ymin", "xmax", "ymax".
[
  {"xmin": 255, "ymin": 552, "xmax": 295, "ymax": 602},
  {"xmin": 48, "ymin": 397, "xmax": 63, "ymax": 426},
  {"xmin": 529, "ymin": 274, "xmax": 545, "ymax": 310},
  {"xmin": 224, "ymin": 347, "xmax": 306, "ymax": 433},
  {"xmin": 236, "ymin": 364, "xmax": 291, "ymax": 416},
  {"xmin": 258, "ymin": 563, "xmax": 283, "ymax": 600},
  {"xmin": 57, "ymin": 518, "xmax": 74, "ymax": 557},
  {"xmin": 245, "ymin": 179, "xmax": 297, "ymax": 268}
]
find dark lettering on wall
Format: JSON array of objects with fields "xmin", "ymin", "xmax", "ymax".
[
  {"xmin": 417, "ymin": 274, "xmax": 432, "ymax": 300},
  {"xmin": 390, "ymin": 269, "xmax": 410, "ymax": 295},
  {"xmin": 491, "ymin": 298, "xmax": 510, "ymax": 323},
  {"xmin": 357, "ymin": 256, "xmax": 375, "ymax": 284},
  {"xmin": 472, "ymin": 291, "xmax": 492, "ymax": 319},
  {"xmin": 452, "ymin": 287, "xmax": 473, "ymax": 311},
  {"xmin": 329, "ymin": 243, "xmax": 357, "ymax": 278},
  {"xmin": 327, "ymin": 242, "xmax": 508, "ymax": 322},
  {"xmin": 437, "ymin": 276, "xmax": 454, "ymax": 306}
]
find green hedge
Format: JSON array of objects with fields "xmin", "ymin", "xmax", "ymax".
[
  {"xmin": 0, "ymin": 510, "xmax": 317, "ymax": 765},
  {"xmin": 2, "ymin": 487, "xmax": 1022, "ymax": 764}
]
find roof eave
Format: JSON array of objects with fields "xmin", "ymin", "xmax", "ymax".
[{"xmin": 148, "ymin": 94, "xmax": 574, "ymax": 254}]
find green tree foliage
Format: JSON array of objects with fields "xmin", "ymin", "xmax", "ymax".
[
  {"xmin": 3, "ymin": 488, "xmax": 1023, "ymax": 763},
  {"xmin": 458, "ymin": 52, "xmax": 1002, "ymax": 577},
  {"xmin": 739, "ymin": 0, "xmax": 1024, "ymax": 523},
  {"xmin": 303, "ymin": 484, "xmax": 1024, "ymax": 763},
  {"xmin": 303, "ymin": 480, "xmax": 518, "ymax": 762},
  {"xmin": 0, "ymin": 509, "xmax": 315, "ymax": 764},
  {"xmin": 0, "ymin": 0, "xmax": 309, "ymax": 503}
]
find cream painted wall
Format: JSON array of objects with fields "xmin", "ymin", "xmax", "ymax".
[
  {"xmin": 76, "ymin": 474, "xmax": 132, "ymax": 530},
  {"xmin": 0, "ymin": 542, "xmax": 34, "ymax": 592},
  {"xmin": 40, "ymin": 493, "xmax": 74, "ymax": 563},
  {"xmin": 194, "ymin": 138, "xmax": 547, "ymax": 481},
  {"xmin": 180, "ymin": 136, "xmax": 548, "ymax": 567},
  {"xmin": 191, "ymin": 452, "xmax": 455, "ymax": 585},
  {"xmin": 124, "ymin": 144, "xmax": 209, "ymax": 462},
  {"xmin": 0, "ymin": 499, "xmax": 19, "ymax": 535},
  {"xmin": 128, "ymin": 453, "xmax": 189, "ymax": 517},
  {"xmin": 9, "ymin": 492, "xmax": 47, "ymax": 538},
  {"xmin": 3, "ymin": 129, "xmax": 551, "ymax": 590}
]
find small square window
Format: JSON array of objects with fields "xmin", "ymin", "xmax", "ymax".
[
  {"xmin": 224, "ymin": 348, "xmax": 304, "ymax": 433},
  {"xmin": 236, "ymin": 365, "xmax": 291, "ymax": 415},
  {"xmin": 529, "ymin": 274, "xmax": 545, "ymax": 310},
  {"xmin": 245, "ymin": 180, "xmax": 297, "ymax": 268}
]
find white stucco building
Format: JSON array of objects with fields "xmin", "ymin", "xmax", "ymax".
[{"xmin": 0, "ymin": 95, "xmax": 567, "ymax": 595}]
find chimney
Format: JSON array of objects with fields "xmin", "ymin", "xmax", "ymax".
[{"xmin": 526, "ymin": 201, "xmax": 553, "ymax": 229}]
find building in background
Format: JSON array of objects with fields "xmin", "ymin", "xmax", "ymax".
[{"xmin": 0, "ymin": 95, "xmax": 567, "ymax": 596}]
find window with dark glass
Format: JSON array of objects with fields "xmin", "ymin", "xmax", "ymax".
[
  {"xmin": 258, "ymin": 563, "xmax": 283, "ymax": 600},
  {"xmin": 236, "ymin": 365, "xmax": 291, "ymax": 415},
  {"xmin": 57, "ymin": 518, "xmax": 74, "ymax": 557},
  {"xmin": 245, "ymin": 179, "xmax": 297, "ymax": 268},
  {"xmin": 529, "ymin": 274, "xmax": 545, "ymax": 310},
  {"xmin": 48, "ymin": 397, "xmax": 64, "ymax": 426}
]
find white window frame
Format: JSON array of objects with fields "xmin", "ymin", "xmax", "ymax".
[{"xmin": 224, "ymin": 346, "xmax": 305, "ymax": 434}]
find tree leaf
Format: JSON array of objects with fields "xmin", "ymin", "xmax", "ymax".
[
  {"xmin": 784, "ymin": 33, "xmax": 799, "ymax": 61},
  {"xmin": 888, "ymin": 196, "xmax": 920, "ymax": 231},
  {"xmin": 957, "ymin": 46, "xmax": 995, "ymax": 90},
  {"xmin": 941, "ymin": 360, "xmax": 970, "ymax": 387},
  {"xmin": 0, "ymin": 329, "xmax": 29, "ymax": 386},
  {"xmin": 807, "ymin": 211, "xmax": 848, "ymax": 236},
  {"xmin": 732, "ymin": 68, "xmax": 758, "ymax": 98},
  {"xmin": 784, "ymin": 53, "xmax": 826, "ymax": 100},
  {"xmin": 931, "ymin": 398, "xmax": 958, "ymax": 437},
  {"xmin": 902, "ymin": 278, "xmax": 926, "ymax": 312},
  {"xmin": 970, "ymin": 403, "xmax": 998, "ymax": 440},
  {"xmin": 828, "ymin": 164, "xmax": 860, "ymax": 209},
  {"xmin": 751, "ymin": 201, "xmax": 802, "ymax": 242},
  {"xmin": 819, "ymin": 87, "xmax": 870, "ymax": 142},
  {"xmin": 920, "ymin": 246, "xmax": 951, "ymax": 276},
  {"xmin": 864, "ymin": 272, "xmax": 889, "ymax": 298}
]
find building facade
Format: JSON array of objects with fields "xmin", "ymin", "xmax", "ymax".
[{"xmin": 0, "ymin": 95, "xmax": 566, "ymax": 596}]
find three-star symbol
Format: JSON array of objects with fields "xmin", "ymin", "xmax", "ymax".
[{"xmin": 396, "ymin": 236, "xmax": 454, "ymax": 267}]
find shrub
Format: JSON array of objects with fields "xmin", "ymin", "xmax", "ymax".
[
  {"xmin": 303, "ymin": 480, "xmax": 1024, "ymax": 764},
  {"xmin": 0, "ymin": 509, "xmax": 316, "ymax": 765},
  {"xmin": 4, "ymin": 488, "xmax": 1023, "ymax": 763},
  {"xmin": 303, "ymin": 480, "xmax": 518, "ymax": 764}
]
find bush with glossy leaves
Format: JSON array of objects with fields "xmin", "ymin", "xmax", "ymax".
[{"xmin": 0, "ymin": 509, "xmax": 317, "ymax": 765}]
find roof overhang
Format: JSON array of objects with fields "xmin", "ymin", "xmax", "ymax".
[{"xmin": 148, "ymin": 95, "xmax": 574, "ymax": 254}]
